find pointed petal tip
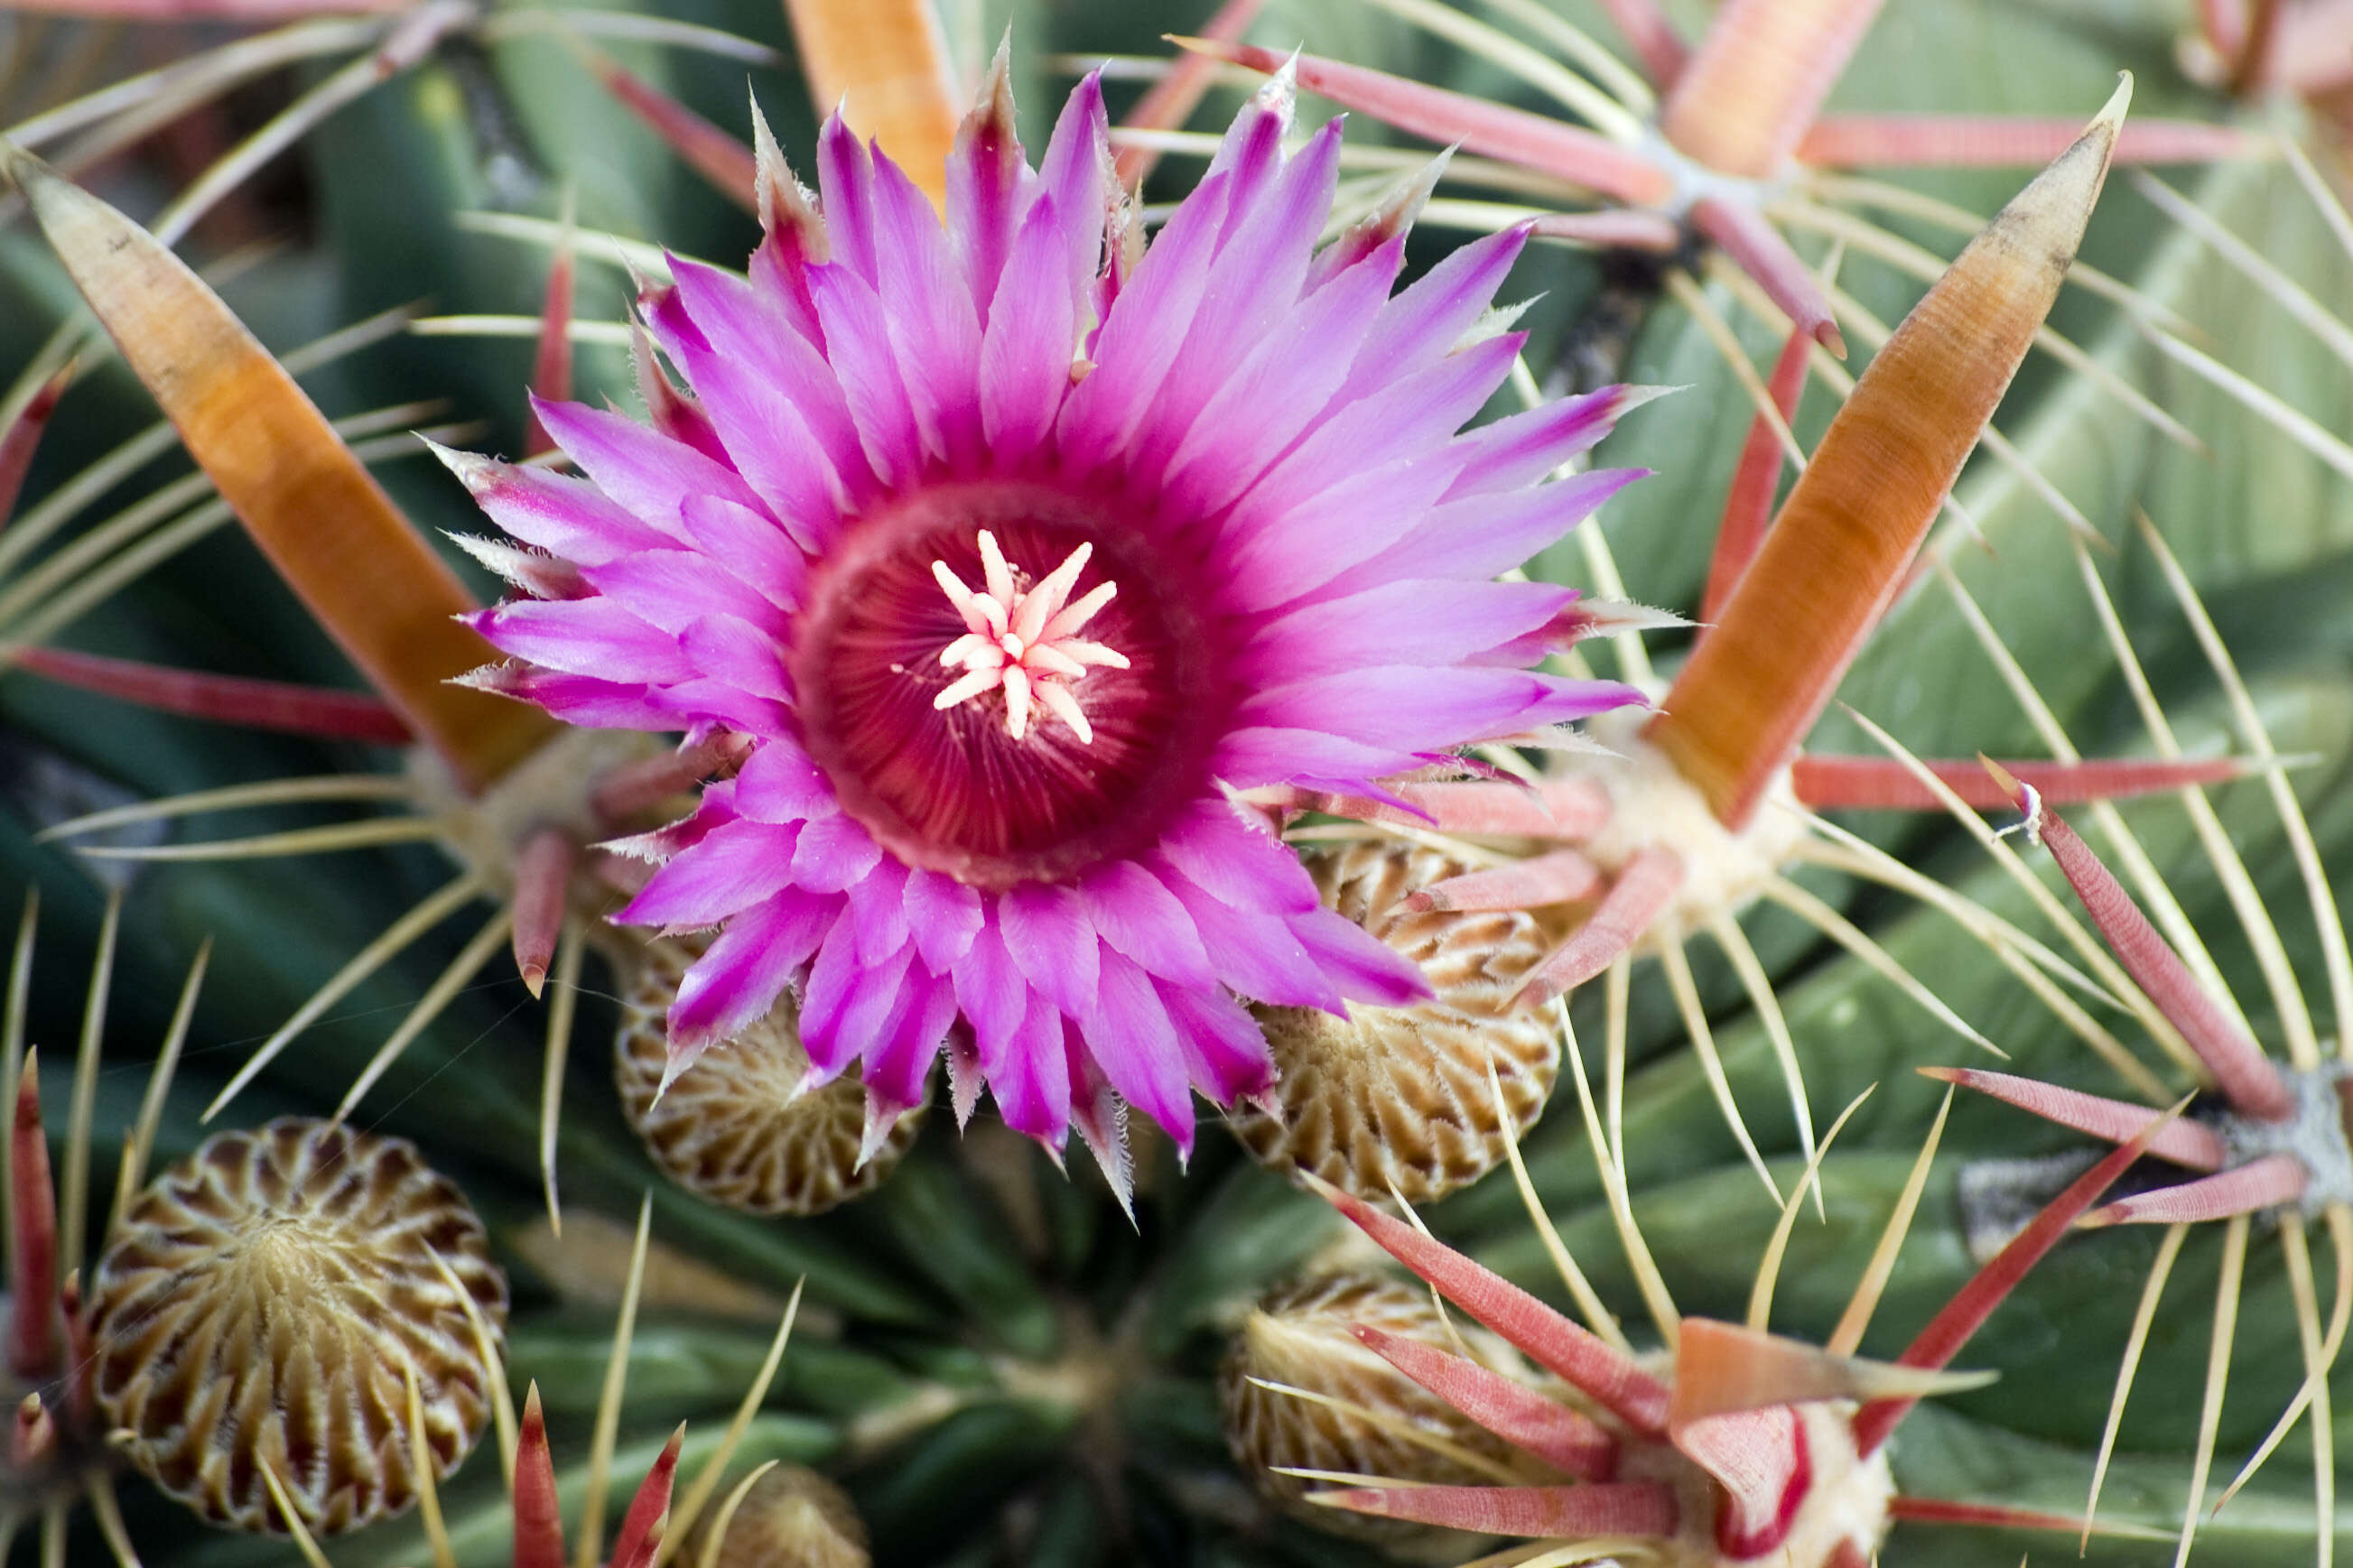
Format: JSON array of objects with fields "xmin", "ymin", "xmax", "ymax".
[
  {"xmin": 974, "ymin": 30, "xmax": 1017, "ymax": 114},
  {"xmin": 2095, "ymin": 71, "xmax": 2134, "ymax": 134},
  {"xmin": 855, "ymin": 1093, "xmax": 908, "ymax": 1171},
  {"xmin": 654, "ymin": 1043, "xmax": 700, "ymax": 1104},
  {"xmin": 1166, "ymin": 32, "xmax": 1237, "ymax": 63},
  {"xmin": 1615, "ymin": 383, "xmax": 1686, "ymax": 413},
  {"xmin": 0, "ymin": 136, "xmax": 51, "ymax": 195},
  {"xmin": 423, "ymin": 437, "xmax": 498, "ymax": 493}
]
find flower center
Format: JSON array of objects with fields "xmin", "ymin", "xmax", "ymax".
[
  {"xmin": 792, "ymin": 480, "xmax": 1223, "ymax": 890},
  {"xmin": 927, "ymin": 531, "xmax": 1130, "ymax": 743}
]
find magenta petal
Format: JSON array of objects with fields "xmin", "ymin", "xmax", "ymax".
[
  {"xmin": 647, "ymin": 678, "xmax": 794, "ymax": 740},
  {"xmin": 1086, "ymin": 951, "xmax": 1195, "ymax": 1155},
  {"xmin": 585, "ymin": 550, "xmax": 779, "ymax": 636},
  {"xmin": 618, "ymin": 818, "xmax": 801, "ymax": 929},
  {"xmin": 997, "ymin": 884, "xmax": 1101, "ymax": 1017},
  {"xmin": 953, "ymin": 919, "xmax": 1027, "ymax": 1071},
  {"xmin": 1224, "ymin": 456, "xmax": 1461, "ymax": 611},
  {"xmin": 790, "ymin": 813, "xmax": 883, "ymax": 893},
  {"xmin": 662, "ymin": 257, "xmax": 866, "ymax": 529},
  {"xmin": 815, "ymin": 113, "xmax": 879, "ymax": 281},
  {"xmin": 1291, "ymin": 904, "xmax": 1430, "ymax": 1006},
  {"xmin": 449, "ymin": 454, "xmax": 671, "ymax": 563},
  {"xmin": 1212, "ymin": 728, "xmax": 1422, "ymax": 789},
  {"xmin": 805, "ymin": 938, "xmax": 912, "ymax": 1080},
  {"xmin": 1158, "ymin": 979, "xmax": 1277, "ymax": 1105},
  {"xmin": 669, "ymin": 890, "xmax": 833, "ymax": 1049},
  {"xmin": 990, "ymin": 988, "xmax": 1073, "ymax": 1144},
  {"xmin": 807, "ymin": 264, "xmax": 925, "ymax": 486},
  {"xmin": 473, "ymin": 599, "xmax": 693, "ymax": 683},
  {"xmin": 1346, "ymin": 225, "xmax": 1528, "ymax": 394},
  {"xmin": 1158, "ymin": 233, "xmax": 1400, "ymax": 519},
  {"xmin": 795, "ymin": 915, "xmax": 861, "ymax": 1072},
  {"xmin": 733, "ymin": 739, "xmax": 839, "ymax": 822},
  {"xmin": 979, "ymin": 196, "xmax": 1078, "ymax": 461},
  {"xmin": 460, "ymin": 664, "xmax": 672, "ymax": 729},
  {"xmin": 1137, "ymin": 123, "xmax": 1344, "ymax": 479},
  {"xmin": 864, "ymin": 963, "xmax": 953, "ymax": 1115},
  {"xmin": 667, "ymin": 255, "xmax": 864, "ymax": 452},
  {"xmin": 1077, "ymin": 861, "xmax": 1214, "ymax": 988},
  {"xmin": 1243, "ymin": 580, "xmax": 1574, "ymax": 680},
  {"xmin": 868, "ymin": 147, "xmax": 984, "ymax": 463},
  {"xmin": 1033, "ymin": 73, "xmax": 1109, "ymax": 303},
  {"xmin": 1159, "ymin": 866, "xmax": 1344, "ymax": 1012},
  {"xmin": 679, "ymin": 613, "xmax": 795, "ymax": 701},
  {"xmin": 1241, "ymin": 667, "xmax": 1617, "ymax": 751},
  {"xmin": 1056, "ymin": 170, "xmax": 1232, "ymax": 463},
  {"xmin": 1204, "ymin": 75, "xmax": 1293, "ymax": 213},
  {"xmin": 906, "ymin": 869, "xmax": 984, "ymax": 970},
  {"xmin": 533, "ymin": 397, "xmax": 767, "ymax": 534},
  {"xmin": 848, "ymin": 855, "xmax": 911, "ymax": 961},
  {"xmin": 1442, "ymin": 386, "xmax": 1632, "ymax": 499},
  {"xmin": 946, "ymin": 78, "xmax": 1032, "ymax": 328},
  {"xmin": 1158, "ymin": 801, "xmax": 1318, "ymax": 914},
  {"xmin": 677, "ymin": 496, "xmax": 806, "ymax": 611},
  {"xmin": 1224, "ymin": 332, "xmax": 1517, "ymax": 536},
  {"xmin": 1339, "ymin": 468, "xmax": 1648, "ymax": 590},
  {"xmin": 660, "ymin": 335, "xmax": 852, "ymax": 547}
]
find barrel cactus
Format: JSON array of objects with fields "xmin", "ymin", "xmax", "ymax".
[{"xmin": 0, "ymin": 1, "xmax": 2350, "ymax": 1565}]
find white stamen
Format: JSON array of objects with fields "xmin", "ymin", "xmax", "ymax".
[
  {"xmin": 1037, "ymin": 681, "xmax": 1094, "ymax": 744},
  {"xmin": 1041, "ymin": 580, "xmax": 1117, "ymax": 643},
  {"xmin": 978, "ymin": 530, "xmax": 1015, "ymax": 602},
  {"xmin": 930, "ymin": 560, "xmax": 989, "ymax": 632},
  {"xmin": 1002, "ymin": 663, "xmax": 1033, "ymax": 740},
  {"xmin": 1059, "ymin": 638, "xmax": 1131, "ymax": 670},
  {"xmin": 935, "ymin": 667, "xmax": 1000, "ymax": 710},
  {"xmin": 939, "ymin": 632, "xmax": 993, "ymax": 668},
  {"xmin": 1025, "ymin": 645, "xmax": 1088, "ymax": 680},
  {"xmin": 924, "ymin": 532, "xmax": 1124, "ymax": 744}
]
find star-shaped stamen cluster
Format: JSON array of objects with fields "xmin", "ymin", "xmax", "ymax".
[{"xmin": 929, "ymin": 530, "xmax": 1129, "ymax": 742}]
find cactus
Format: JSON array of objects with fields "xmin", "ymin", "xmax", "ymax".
[{"xmin": 0, "ymin": 1, "xmax": 2351, "ymax": 1565}]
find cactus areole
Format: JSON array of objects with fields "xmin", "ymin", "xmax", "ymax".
[
  {"xmin": 1626, "ymin": 1400, "xmax": 1893, "ymax": 1565},
  {"xmin": 1287, "ymin": 1102, "xmax": 2168, "ymax": 1566},
  {"xmin": 446, "ymin": 63, "xmax": 1660, "ymax": 1165}
]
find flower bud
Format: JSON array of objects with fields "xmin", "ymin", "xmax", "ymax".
[
  {"xmin": 1230, "ymin": 844, "xmax": 1558, "ymax": 1202},
  {"xmin": 88, "ymin": 1119, "xmax": 506, "ymax": 1535},
  {"xmin": 1220, "ymin": 1272, "xmax": 1533, "ymax": 1544},
  {"xmin": 690, "ymin": 1464, "xmax": 870, "ymax": 1568},
  {"xmin": 614, "ymin": 935, "xmax": 923, "ymax": 1215}
]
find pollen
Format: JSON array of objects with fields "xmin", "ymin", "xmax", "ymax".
[{"xmin": 928, "ymin": 530, "xmax": 1128, "ymax": 743}]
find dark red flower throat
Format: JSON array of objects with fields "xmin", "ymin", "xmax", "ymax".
[{"xmin": 792, "ymin": 479, "xmax": 1222, "ymax": 889}]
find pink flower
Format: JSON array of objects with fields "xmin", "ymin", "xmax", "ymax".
[{"xmin": 446, "ymin": 65, "xmax": 1650, "ymax": 1168}]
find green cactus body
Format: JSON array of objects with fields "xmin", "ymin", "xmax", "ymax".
[{"xmin": 2, "ymin": 2, "xmax": 2352, "ymax": 1565}]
